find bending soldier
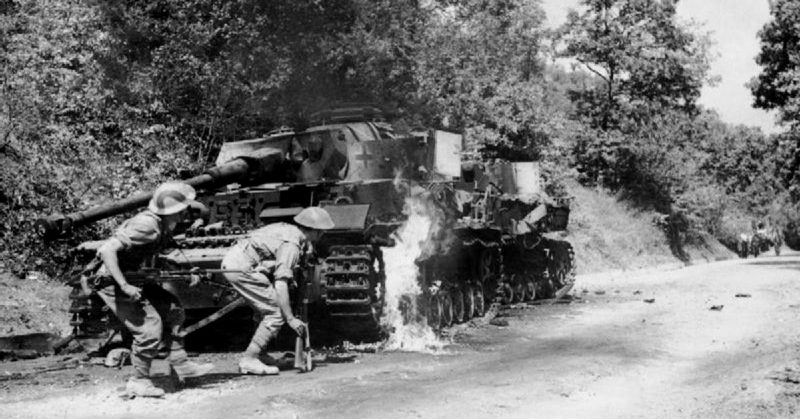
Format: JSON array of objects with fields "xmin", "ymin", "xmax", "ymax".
[
  {"xmin": 221, "ymin": 207, "xmax": 334, "ymax": 375},
  {"xmin": 94, "ymin": 182, "xmax": 214, "ymax": 397}
]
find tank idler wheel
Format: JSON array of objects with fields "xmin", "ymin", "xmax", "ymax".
[
  {"xmin": 555, "ymin": 271, "xmax": 575, "ymax": 299},
  {"xmin": 427, "ymin": 294, "xmax": 443, "ymax": 331},
  {"xmin": 524, "ymin": 278, "xmax": 536, "ymax": 302},
  {"xmin": 439, "ymin": 292, "xmax": 454, "ymax": 328},
  {"xmin": 553, "ymin": 268, "xmax": 575, "ymax": 300},
  {"xmin": 463, "ymin": 284, "xmax": 476, "ymax": 320},
  {"xmin": 473, "ymin": 282, "xmax": 486, "ymax": 317},
  {"xmin": 511, "ymin": 275, "xmax": 525, "ymax": 304},
  {"xmin": 451, "ymin": 288, "xmax": 465, "ymax": 324}
]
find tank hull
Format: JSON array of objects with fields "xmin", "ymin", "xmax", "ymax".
[{"xmin": 59, "ymin": 110, "xmax": 575, "ymax": 352}]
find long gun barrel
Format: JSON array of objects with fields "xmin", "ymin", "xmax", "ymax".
[{"xmin": 38, "ymin": 149, "xmax": 283, "ymax": 239}]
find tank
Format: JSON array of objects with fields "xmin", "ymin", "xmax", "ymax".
[{"xmin": 43, "ymin": 105, "xmax": 575, "ymax": 352}]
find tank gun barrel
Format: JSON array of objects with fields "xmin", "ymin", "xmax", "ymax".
[{"xmin": 38, "ymin": 149, "xmax": 281, "ymax": 239}]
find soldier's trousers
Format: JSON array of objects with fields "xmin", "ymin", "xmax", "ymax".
[
  {"xmin": 221, "ymin": 249, "xmax": 285, "ymax": 356},
  {"xmin": 97, "ymin": 283, "xmax": 186, "ymax": 378}
]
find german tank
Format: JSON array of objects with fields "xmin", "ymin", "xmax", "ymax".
[{"xmin": 40, "ymin": 105, "xmax": 575, "ymax": 351}]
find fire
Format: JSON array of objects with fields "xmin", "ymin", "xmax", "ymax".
[{"xmin": 381, "ymin": 191, "xmax": 447, "ymax": 352}]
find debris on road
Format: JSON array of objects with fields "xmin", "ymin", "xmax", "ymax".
[
  {"xmin": 594, "ymin": 290, "xmax": 606, "ymax": 295},
  {"xmin": 769, "ymin": 366, "xmax": 800, "ymax": 385},
  {"xmin": 709, "ymin": 305, "xmax": 724, "ymax": 311},
  {"xmin": 489, "ymin": 318, "xmax": 509, "ymax": 327},
  {"xmin": 0, "ymin": 356, "xmax": 81, "ymax": 382},
  {"xmin": 0, "ymin": 332, "xmax": 63, "ymax": 361},
  {"xmin": 633, "ymin": 290, "xmax": 642, "ymax": 295},
  {"xmin": 530, "ymin": 298, "xmax": 573, "ymax": 306},
  {"xmin": 643, "ymin": 299, "xmax": 655, "ymax": 304},
  {"xmin": 735, "ymin": 293, "xmax": 752, "ymax": 298},
  {"xmin": 104, "ymin": 348, "xmax": 131, "ymax": 368}
]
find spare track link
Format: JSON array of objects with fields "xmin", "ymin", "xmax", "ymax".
[{"xmin": 321, "ymin": 245, "xmax": 381, "ymax": 327}]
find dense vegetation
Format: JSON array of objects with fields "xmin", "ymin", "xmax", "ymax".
[
  {"xmin": 749, "ymin": 0, "xmax": 800, "ymax": 248},
  {"xmin": 0, "ymin": 0, "xmax": 792, "ymax": 276}
]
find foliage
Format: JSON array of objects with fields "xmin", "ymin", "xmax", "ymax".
[
  {"xmin": 557, "ymin": 0, "xmax": 714, "ymax": 129},
  {"xmin": 750, "ymin": 1, "xmax": 800, "ymax": 244},
  {"xmin": 0, "ymin": 0, "xmax": 196, "ymax": 276},
  {"xmin": 0, "ymin": 0, "xmax": 792, "ymax": 276},
  {"xmin": 557, "ymin": 0, "xmax": 789, "ymax": 257},
  {"xmin": 750, "ymin": 0, "xmax": 800, "ymax": 126},
  {"xmin": 415, "ymin": 1, "xmax": 558, "ymax": 156}
]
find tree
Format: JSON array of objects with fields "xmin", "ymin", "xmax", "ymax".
[
  {"xmin": 750, "ymin": 0, "xmax": 800, "ymax": 126},
  {"xmin": 558, "ymin": 0, "xmax": 714, "ymax": 130},
  {"xmin": 414, "ymin": 0, "xmax": 568, "ymax": 163}
]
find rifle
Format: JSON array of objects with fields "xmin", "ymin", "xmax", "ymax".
[
  {"xmin": 78, "ymin": 264, "xmax": 248, "ymax": 339},
  {"xmin": 80, "ymin": 266, "xmax": 239, "ymax": 292}
]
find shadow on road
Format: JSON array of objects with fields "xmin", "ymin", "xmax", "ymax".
[
  {"xmin": 742, "ymin": 259, "xmax": 800, "ymax": 272},
  {"xmin": 152, "ymin": 372, "xmax": 243, "ymax": 394}
]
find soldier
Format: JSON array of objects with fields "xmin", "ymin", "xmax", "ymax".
[
  {"xmin": 220, "ymin": 207, "xmax": 334, "ymax": 375},
  {"xmin": 297, "ymin": 134, "xmax": 348, "ymax": 182},
  {"xmin": 94, "ymin": 182, "xmax": 214, "ymax": 397}
]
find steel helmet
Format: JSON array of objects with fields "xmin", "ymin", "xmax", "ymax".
[
  {"xmin": 293, "ymin": 207, "xmax": 335, "ymax": 230},
  {"xmin": 148, "ymin": 182, "xmax": 197, "ymax": 215}
]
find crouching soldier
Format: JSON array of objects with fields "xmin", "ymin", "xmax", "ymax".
[
  {"xmin": 221, "ymin": 207, "xmax": 334, "ymax": 375},
  {"xmin": 94, "ymin": 182, "xmax": 214, "ymax": 397}
]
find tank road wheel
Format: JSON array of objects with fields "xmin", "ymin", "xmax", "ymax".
[
  {"xmin": 427, "ymin": 294, "xmax": 443, "ymax": 331},
  {"xmin": 451, "ymin": 288, "xmax": 466, "ymax": 323},
  {"xmin": 473, "ymin": 282, "xmax": 486, "ymax": 317},
  {"xmin": 511, "ymin": 274, "xmax": 525, "ymax": 304},
  {"xmin": 440, "ymin": 292, "xmax": 454, "ymax": 328},
  {"xmin": 463, "ymin": 284, "xmax": 476, "ymax": 320},
  {"xmin": 537, "ymin": 269, "xmax": 555, "ymax": 299},
  {"xmin": 476, "ymin": 248, "xmax": 499, "ymax": 303},
  {"xmin": 499, "ymin": 277, "xmax": 514, "ymax": 305},
  {"xmin": 524, "ymin": 277, "xmax": 536, "ymax": 302},
  {"xmin": 477, "ymin": 248, "xmax": 497, "ymax": 280}
]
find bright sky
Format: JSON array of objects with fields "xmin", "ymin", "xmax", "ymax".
[{"xmin": 541, "ymin": 0, "xmax": 780, "ymax": 134}]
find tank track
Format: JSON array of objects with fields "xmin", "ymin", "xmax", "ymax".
[
  {"xmin": 320, "ymin": 245, "xmax": 383, "ymax": 335},
  {"xmin": 67, "ymin": 238, "xmax": 575, "ymax": 346},
  {"xmin": 399, "ymin": 235, "xmax": 576, "ymax": 333}
]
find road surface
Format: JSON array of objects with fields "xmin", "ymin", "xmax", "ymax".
[{"xmin": 3, "ymin": 254, "xmax": 800, "ymax": 418}]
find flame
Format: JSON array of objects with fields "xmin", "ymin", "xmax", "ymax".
[{"xmin": 381, "ymin": 190, "xmax": 448, "ymax": 352}]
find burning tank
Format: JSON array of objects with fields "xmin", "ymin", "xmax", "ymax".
[{"xmin": 40, "ymin": 105, "xmax": 575, "ymax": 351}]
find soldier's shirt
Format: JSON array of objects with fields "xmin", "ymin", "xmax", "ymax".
[
  {"xmin": 111, "ymin": 210, "xmax": 164, "ymax": 271},
  {"xmin": 234, "ymin": 222, "xmax": 308, "ymax": 280}
]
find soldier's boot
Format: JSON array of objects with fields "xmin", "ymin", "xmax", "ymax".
[
  {"xmin": 238, "ymin": 357, "xmax": 279, "ymax": 375},
  {"xmin": 125, "ymin": 377, "xmax": 165, "ymax": 398},
  {"xmin": 169, "ymin": 349, "xmax": 214, "ymax": 382}
]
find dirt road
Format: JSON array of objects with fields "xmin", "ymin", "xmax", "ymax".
[{"xmin": 4, "ymin": 254, "xmax": 800, "ymax": 418}]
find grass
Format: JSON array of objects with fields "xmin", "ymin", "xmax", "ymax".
[{"xmin": 560, "ymin": 178, "xmax": 732, "ymax": 275}]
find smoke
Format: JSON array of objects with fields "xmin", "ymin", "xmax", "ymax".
[{"xmin": 380, "ymin": 189, "xmax": 448, "ymax": 352}]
